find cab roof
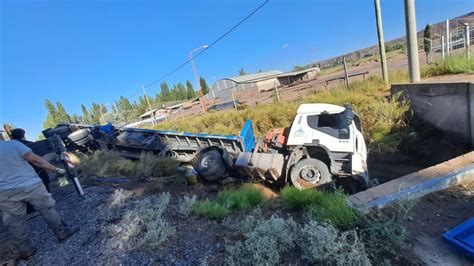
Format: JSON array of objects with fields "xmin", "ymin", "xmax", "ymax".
[{"xmin": 296, "ymin": 103, "xmax": 345, "ymax": 115}]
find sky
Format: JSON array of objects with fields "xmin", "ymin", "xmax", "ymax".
[{"xmin": 1, "ymin": 0, "xmax": 472, "ymax": 139}]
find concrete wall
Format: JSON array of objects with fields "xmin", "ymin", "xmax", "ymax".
[{"xmin": 391, "ymin": 82, "xmax": 474, "ymax": 145}]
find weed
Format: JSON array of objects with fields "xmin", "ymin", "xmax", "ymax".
[
  {"xmin": 280, "ymin": 186, "xmax": 323, "ymax": 210},
  {"xmin": 359, "ymin": 200, "xmax": 416, "ymax": 263},
  {"xmin": 308, "ymin": 189, "xmax": 360, "ymax": 230},
  {"xmin": 78, "ymin": 150, "xmax": 179, "ymax": 179},
  {"xmin": 299, "ymin": 221, "xmax": 371, "ymax": 265},
  {"xmin": 177, "ymin": 194, "xmax": 197, "ymax": 217},
  {"xmin": 422, "ymin": 55, "xmax": 474, "ymax": 77},
  {"xmin": 225, "ymin": 214, "xmax": 298, "ymax": 265},
  {"xmin": 281, "ymin": 187, "xmax": 358, "ymax": 229},
  {"xmin": 110, "ymin": 192, "xmax": 175, "ymax": 249},
  {"xmin": 136, "ymin": 152, "xmax": 179, "ymax": 177},
  {"xmin": 216, "ymin": 184, "xmax": 264, "ymax": 210},
  {"xmin": 110, "ymin": 188, "xmax": 133, "ymax": 207},
  {"xmin": 192, "ymin": 200, "xmax": 230, "ymax": 220}
]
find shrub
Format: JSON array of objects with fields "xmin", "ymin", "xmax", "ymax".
[
  {"xmin": 359, "ymin": 200, "xmax": 415, "ymax": 263},
  {"xmin": 422, "ymin": 55, "xmax": 474, "ymax": 77},
  {"xmin": 299, "ymin": 221, "xmax": 371, "ymax": 265},
  {"xmin": 225, "ymin": 214, "xmax": 298, "ymax": 265},
  {"xmin": 78, "ymin": 150, "xmax": 179, "ymax": 178},
  {"xmin": 177, "ymin": 194, "xmax": 197, "ymax": 217},
  {"xmin": 280, "ymin": 186, "xmax": 323, "ymax": 210},
  {"xmin": 192, "ymin": 200, "xmax": 230, "ymax": 220},
  {"xmin": 307, "ymin": 189, "xmax": 360, "ymax": 230},
  {"xmin": 216, "ymin": 184, "xmax": 264, "ymax": 210},
  {"xmin": 136, "ymin": 152, "xmax": 179, "ymax": 177},
  {"xmin": 281, "ymin": 187, "xmax": 358, "ymax": 230},
  {"xmin": 110, "ymin": 188, "xmax": 133, "ymax": 207},
  {"xmin": 110, "ymin": 192, "xmax": 176, "ymax": 249}
]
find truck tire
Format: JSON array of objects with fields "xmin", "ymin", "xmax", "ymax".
[
  {"xmin": 193, "ymin": 149, "xmax": 226, "ymax": 181},
  {"xmin": 67, "ymin": 129, "xmax": 91, "ymax": 146},
  {"xmin": 290, "ymin": 158, "xmax": 331, "ymax": 190},
  {"xmin": 48, "ymin": 126, "xmax": 71, "ymax": 139}
]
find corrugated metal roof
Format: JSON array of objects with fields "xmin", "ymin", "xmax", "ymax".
[
  {"xmin": 139, "ymin": 108, "xmax": 160, "ymax": 118},
  {"xmin": 277, "ymin": 67, "xmax": 320, "ymax": 77},
  {"xmin": 225, "ymin": 70, "xmax": 282, "ymax": 83}
]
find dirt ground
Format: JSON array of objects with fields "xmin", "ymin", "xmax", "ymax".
[
  {"xmin": 0, "ymin": 172, "xmax": 472, "ymax": 264},
  {"xmin": 404, "ymin": 180, "xmax": 474, "ymax": 265}
]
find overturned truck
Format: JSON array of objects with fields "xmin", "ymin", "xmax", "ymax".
[{"xmin": 41, "ymin": 103, "xmax": 370, "ymax": 190}]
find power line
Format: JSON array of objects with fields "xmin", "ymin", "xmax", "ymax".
[{"xmin": 143, "ymin": 0, "xmax": 269, "ymax": 89}]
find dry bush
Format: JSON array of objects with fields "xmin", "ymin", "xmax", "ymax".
[
  {"xmin": 225, "ymin": 214, "xmax": 298, "ymax": 265},
  {"xmin": 110, "ymin": 188, "xmax": 134, "ymax": 207},
  {"xmin": 422, "ymin": 55, "xmax": 474, "ymax": 77},
  {"xmin": 177, "ymin": 194, "xmax": 197, "ymax": 217},
  {"xmin": 359, "ymin": 200, "xmax": 416, "ymax": 263},
  {"xmin": 299, "ymin": 221, "xmax": 371, "ymax": 265},
  {"xmin": 109, "ymin": 192, "xmax": 175, "ymax": 249},
  {"xmin": 78, "ymin": 150, "xmax": 179, "ymax": 179}
]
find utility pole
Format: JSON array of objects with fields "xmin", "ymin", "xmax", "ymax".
[
  {"xmin": 403, "ymin": 0, "xmax": 420, "ymax": 83},
  {"xmin": 374, "ymin": 0, "xmax": 389, "ymax": 87},
  {"xmin": 142, "ymin": 85, "xmax": 156, "ymax": 125},
  {"xmin": 445, "ymin": 19, "xmax": 450, "ymax": 55},
  {"xmin": 189, "ymin": 45, "xmax": 208, "ymax": 113},
  {"xmin": 343, "ymin": 57, "xmax": 350, "ymax": 88},
  {"xmin": 465, "ymin": 23, "xmax": 471, "ymax": 59}
]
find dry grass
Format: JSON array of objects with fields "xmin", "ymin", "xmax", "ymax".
[
  {"xmin": 153, "ymin": 71, "xmax": 410, "ymax": 152},
  {"xmin": 78, "ymin": 150, "xmax": 179, "ymax": 179},
  {"xmin": 422, "ymin": 55, "xmax": 474, "ymax": 77}
]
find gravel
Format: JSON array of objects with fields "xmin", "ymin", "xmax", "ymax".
[{"xmin": 0, "ymin": 182, "xmax": 225, "ymax": 265}]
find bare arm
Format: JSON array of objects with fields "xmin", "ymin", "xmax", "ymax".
[{"xmin": 24, "ymin": 151, "xmax": 58, "ymax": 172}]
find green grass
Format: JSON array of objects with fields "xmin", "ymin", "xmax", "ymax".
[
  {"xmin": 307, "ymin": 189, "xmax": 359, "ymax": 230},
  {"xmin": 281, "ymin": 187, "xmax": 359, "ymax": 230},
  {"xmin": 422, "ymin": 55, "xmax": 474, "ymax": 77},
  {"xmin": 280, "ymin": 186, "xmax": 324, "ymax": 210},
  {"xmin": 192, "ymin": 200, "xmax": 230, "ymax": 220},
  {"xmin": 216, "ymin": 184, "xmax": 265, "ymax": 210}
]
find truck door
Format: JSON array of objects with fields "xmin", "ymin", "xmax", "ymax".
[
  {"xmin": 304, "ymin": 113, "xmax": 354, "ymax": 152},
  {"xmin": 351, "ymin": 115, "xmax": 369, "ymax": 182}
]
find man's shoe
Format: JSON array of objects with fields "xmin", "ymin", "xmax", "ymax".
[
  {"xmin": 55, "ymin": 226, "xmax": 80, "ymax": 242},
  {"xmin": 14, "ymin": 247, "xmax": 37, "ymax": 261}
]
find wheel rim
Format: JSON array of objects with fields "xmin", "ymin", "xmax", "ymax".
[
  {"xmin": 201, "ymin": 153, "xmax": 217, "ymax": 169},
  {"xmin": 300, "ymin": 166, "xmax": 321, "ymax": 183},
  {"xmin": 292, "ymin": 165, "xmax": 322, "ymax": 190}
]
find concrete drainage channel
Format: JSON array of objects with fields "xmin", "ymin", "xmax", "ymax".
[{"xmin": 348, "ymin": 151, "xmax": 474, "ymax": 212}]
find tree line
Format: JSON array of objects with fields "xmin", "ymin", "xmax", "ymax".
[{"xmin": 43, "ymin": 77, "xmax": 211, "ymax": 128}]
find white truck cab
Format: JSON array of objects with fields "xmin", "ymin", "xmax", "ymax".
[
  {"xmin": 236, "ymin": 103, "xmax": 369, "ymax": 191},
  {"xmin": 287, "ymin": 104, "xmax": 368, "ymax": 186}
]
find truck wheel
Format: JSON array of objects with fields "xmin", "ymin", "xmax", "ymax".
[
  {"xmin": 67, "ymin": 129, "xmax": 91, "ymax": 146},
  {"xmin": 48, "ymin": 126, "xmax": 71, "ymax": 139},
  {"xmin": 193, "ymin": 149, "xmax": 226, "ymax": 181},
  {"xmin": 290, "ymin": 158, "xmax": 331, "ymax": 190}
]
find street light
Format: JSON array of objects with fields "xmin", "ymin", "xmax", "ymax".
[{"xmin": 189, "ymin": 45, "xmax": 208, "ymax": 113}]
